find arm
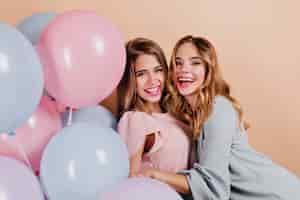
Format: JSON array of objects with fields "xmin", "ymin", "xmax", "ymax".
[
  {"xmin": 129, "ymin": 143, "xmax": 144, "ymax": 177},
  {"xmin": 129, "ymin": 134, "xmax": 155, "ymax": 177},
  {"xmin": 148, "ymin": 169, "xmax": 190, "ymax": 194},
  {"xmin": 117, "ymin": 112, "xmax": 159, "ymax": 176},
  {"xmin": 142, "ymin": 97, "xmax": 236, "ymax": 199}
]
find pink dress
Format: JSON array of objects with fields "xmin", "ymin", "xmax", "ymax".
[{"xmin": 117, "ymin": 111, "xmax": 191, "ymax": 173}]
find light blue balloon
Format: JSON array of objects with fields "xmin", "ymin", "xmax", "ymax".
[
  {"xmin": 62, "ymin": 106, "xmax": 117, "ymax": 129},
  {"xmin": 40, "ymin": 123, "xmax": 129, "ymax": 200},
  {"xmin": 16, "ymin": 12, "xmax": 56, "ymax": 44},
  {"xmin": 0, "ymin": 156, "xmax": 45, "ymax": 200},
  {"xmin": 0, "ymin": 23, "xmax": 44, "ymax": 133}
]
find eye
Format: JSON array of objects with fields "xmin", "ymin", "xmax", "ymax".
[
  {"xmin": 155, "ymin": 67, "xmax": 163, "ymax": 72},
  {"xmin": 135, "ymin": 71, "xmax": 144, "ymax": 77},
  {"xmin": 191, "ymin": 58, "xmax": 203, "ymax": 66},
  {"xmin": 175, "ymin": 61, "xmax": 183, "ymax": 66},
  {"xmin": 192, "ymin": 61, "xmax": 201, "ymax": 65}
]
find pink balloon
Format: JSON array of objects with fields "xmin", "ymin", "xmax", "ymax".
[
  {"xmin": 37, "ymin": 10, "xmax": 126, "ymax": 108},
  {"xmin": 50, "ymin": 97, "xmax": 68, "ymax": 113},
  {"xmin": 0, "ymin": 96, "xmax": 62, "ymax": 174},
  {"xmin": 55, "ymin": 100, "xmax": 68, "ymax": 112},
  {"xmin": 99, "ymin": 177, "xmax": 183, "ymax": 200},
  {"xmin": 0, "ymin": 135, "xmax": 24, "ymax": 164},
  {"xmin": 15, "ymin": 96, "xmax": 62, "ymax": 173},
  {"xmin": 43, "ymin": 89, "xmax": 68, "ymax": 112}
]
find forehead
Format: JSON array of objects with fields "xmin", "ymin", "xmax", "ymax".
[
  {"xmin": 176, "ymin": 42, "xmax": 200, "ymax": 58},
  {"xmin": 134, "ymin": 54, "xmax": 161, "ymax": 70}
]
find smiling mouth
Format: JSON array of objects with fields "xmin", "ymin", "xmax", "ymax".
[
  {"xmin": 176, "ymin": 76, "xmax": 195, "ymax": 89},
  {"xmin": 144, "ymin": 85, "xmax": 161, "ymax": 96}
]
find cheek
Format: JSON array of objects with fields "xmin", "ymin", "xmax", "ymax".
[
  {"xmin": 196, "ymin": 67, "xmax": 206, "ymax": 83},
  {"xmin": 174, "ymin": 67, "xmax": 181, "ymax": 75},
  {"xmin": 136, "ymin": 77, "xmax": 146, "ymax": 92}
]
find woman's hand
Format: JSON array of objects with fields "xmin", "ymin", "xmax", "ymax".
[
  {"xmin": 133, "ymin": 167, "xmax": 159, "ymax": 179},
  {"xmin": 135, "ymin": 167, "xmax": 190, "ymax": 194}
]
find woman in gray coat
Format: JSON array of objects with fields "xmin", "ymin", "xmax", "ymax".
[{"xmin": 138, "ymin": 35, "xmax": 300, "ymax": 199}]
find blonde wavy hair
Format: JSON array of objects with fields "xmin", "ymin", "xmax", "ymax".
[
  {"xmin": 117, "ymin": 38, "xmax": 168, "ymax": 119},
  {"xmin": 164, "ymin": 35, "xmax": 249, "ymax": 140}
]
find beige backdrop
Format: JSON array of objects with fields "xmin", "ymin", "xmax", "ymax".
[{"xmin": 2, "ymin": 0, "xmax": 300, "ymax": 176}]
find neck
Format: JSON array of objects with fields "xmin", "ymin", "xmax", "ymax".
[{"xmin": 143, "ymin": 102, "xmax": 162, "ymax": 113}]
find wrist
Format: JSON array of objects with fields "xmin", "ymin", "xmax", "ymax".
[{"xmin": 150, "ymin": 168, "xmax": 162, "ymax": 180}]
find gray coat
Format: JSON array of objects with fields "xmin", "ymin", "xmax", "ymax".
[{"xmin": 181, "ymin": 96, "xmax": 300, "ymax": 200}]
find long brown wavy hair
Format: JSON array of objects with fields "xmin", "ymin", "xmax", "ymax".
[
  {"xmin": 164, "ymin": 35, "xmax": 249, "ymax": 140},
  {"xmin": 117, "ymin": 37, "xmax": 168, "ymax": 119}
]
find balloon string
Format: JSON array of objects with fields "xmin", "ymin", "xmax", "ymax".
[{"xmin": 67, "ymin": 107, "xmax": 73, "ymax": 126}]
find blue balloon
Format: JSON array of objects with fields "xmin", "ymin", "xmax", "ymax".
[
  {"xmin": 62, "ymin": 105, "xmax": 117, "ymax": 129},
  {"xmin": 0, "ymin": 156, "xmax": 45, "ymax": 200},
  {"xmin": 16, "ymin": 12, "xmax": 56, "ymax": 44},
  {"xmin": 0, "ymin": 23, "xmax": 44, "ymax": 133},
  {"xmin": 40, "ymin": 123, "xmax": 129, "ymax": 200}
]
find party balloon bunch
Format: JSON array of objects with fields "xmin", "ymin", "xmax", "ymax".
[{"xmin": 0, "ymin": 10, "xmax": 183, "ymax": 200}]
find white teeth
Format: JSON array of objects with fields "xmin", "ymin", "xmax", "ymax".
[
  {"xmin": 148, "ymin": 88, "xmax": 158, "ymax": 92},
  {"xmin": 145, "ymin": 86, "xmax": 159, "ymax": 93},
  {"xmin": 178, "ymin": 77, "xmax": 194, "ymax": 82}
]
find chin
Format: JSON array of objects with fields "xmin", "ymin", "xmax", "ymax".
[
  {"xmin": 142, "ymin": 95, "xmax": 161, "ymax": 103},
  {"xmin": 178, "ymin": 87, "xmax": 197, "ymax": 97},
  {"xmin": 147, "ymin": 97, "xmax": 161, "ymax": 103}
]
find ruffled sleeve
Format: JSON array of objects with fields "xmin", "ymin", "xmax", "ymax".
[{"xmin": 117, "ymin": 111, "xmax": 164, "ymax": 156}]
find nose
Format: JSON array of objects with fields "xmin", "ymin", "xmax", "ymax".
[
  {"xmin": 178, "ymin": 61, "xmax": 190, "ymax": 72},
  {"xmin": 147, "ymin": 71, "xmax": 160, "ymax": 85}
]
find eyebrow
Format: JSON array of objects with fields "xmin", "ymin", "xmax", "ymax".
[
  {"xmin": 135, "ymin": 69, "xmax": 147, "ymax": 73},
  {"xmin": 135, "ymin": 65, "xmax": 162, "ymax": 72},
  {"xmin": 154, "ymin": 65, "xmax": 163, "ymax": 69},
  {"xmin": 190, "ymin": 56, "xmax": 202, "ymax": 60},
  {"xmin": 175, "ymin": 56, "xmax": 202, "ymax": 60}
]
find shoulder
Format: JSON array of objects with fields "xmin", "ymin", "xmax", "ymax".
[
  {"xmin": 205, "ymin": 95, "xmax": 238, "ymax": 127},
  {"xmin": 214, "ymin": 95, "xmax": 233, "ymax": 109},
  {"xmin": 117, "ymin": 111, "xmax": 156, "ymax": 130},
  {"xmin": 119, "ymin": 111, "xmax": 151, "ymax": 122},
  {"xmin": 213, "ymin": 96, "xmax": 236, "ymax": 113},
  {"xmin": 117, "ymin": 111, "xmax": 161, "ymax": 146}
]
